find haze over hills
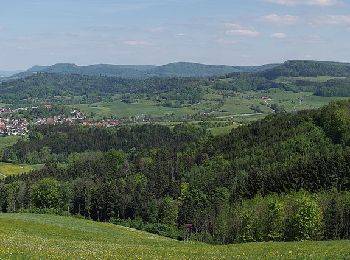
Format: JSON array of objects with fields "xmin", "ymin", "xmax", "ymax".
[
  {"xmin": 6, "ymin": 60, "xmax": 350, "ymax": 80},
  {"xmin": 0, "ymin": 70, "xmax": 23, "ymax": 78},
  {"xmin": 7, "ymin": 62, "xmax": 279, "ymax": 79}
]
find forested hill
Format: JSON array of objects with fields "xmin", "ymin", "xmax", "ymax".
[
  {"xmin": 8, "ymin": 62, "xmax": 275, "ymax": 79},
  {"xmin": 0, "ymin": 73, "xmax": 204, "ymax": 103},
  {"xmin": 12, "ymin": 63, "xmax": 156, "ymax": 79},
  {"xmin": 261, "ymin": 60, "xmax": 350, "ymax": 79},
  {"xmin": 8, "ymin": 60, "xmax": 350, "ymax": 80}
]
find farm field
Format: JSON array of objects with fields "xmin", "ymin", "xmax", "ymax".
[
  {"xmin": 74, "ymin": 89, "xmax": 348, "ymax": 122},
  {"xmin": 0, "ymin": 213, "xmax": 350, "ymax": 259},
  {"xmin": 0, "ymin": 162, "xmax": 42, "ymax": 177}
]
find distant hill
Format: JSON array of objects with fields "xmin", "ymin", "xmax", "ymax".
[
  {"xmin": 6, "ymin": 60, "xmax": 350, "ymax": 80},
  {"xmin": 261, "ymin": 60, "xmax": 350, "ymax": 79},
  {"xmin": 0, "ymin": 70, "xmax": 23, "ymax": 78},
  {"xmin": 9, "ymin": 62, "xmax": 278, "ymax": 79},
  {"xmin": 13, "ymin": 63, "xmax": 156, "ymax": 79}
]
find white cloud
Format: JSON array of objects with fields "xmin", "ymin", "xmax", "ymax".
[
  {"xmin": 225, "ymin": 23, "xmax": 260, "ymax": 37},
  {"xmin": 311, "ymin": 15, "xmax": 350, "ymax": 25},
  {"xmin": 124, "ymin": 40, "xmax": 153, "ymax": 46},
  {"xmin": 271, "ymin": 32, "xmax": 287, "ymax": 38},
  {"xmin": 264, "ymin": 0, "xmax": 339, "ymax": 6},
  {"xmin": 261, "ymin": 14, "xmax": 300, "ymax": 25}
]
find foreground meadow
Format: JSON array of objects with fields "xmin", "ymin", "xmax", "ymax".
[{"xmin": 0, "ymin": 214, "xmax": 350, "ymax": 259}]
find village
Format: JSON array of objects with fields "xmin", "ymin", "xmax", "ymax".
[
  {"xmin": 0, "ymin": 117, "xmax": 28, "ymax": 136},
  {"xmin": 0, "ymin": 107, "xmax": 121, "ymax": 136}
]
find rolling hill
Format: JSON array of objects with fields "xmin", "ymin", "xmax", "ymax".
[
  {"xmin": 261, "ymin": 60, "xmax": 350, "ymax": 80},
  {"xmin": 7, "ymin": 62, "xmax": 278, "ymax": 79},
  {"xmin": 0, "ymin": 213, "xmax": 349, "ymax": 259},
  {"xmin": 4, "ymin": 60, "xmax": 350, "ymax": 81}
]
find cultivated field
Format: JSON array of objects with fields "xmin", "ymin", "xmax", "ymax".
[
  {"xmin": 0, "ymin": 214, "xmax": 350, "ymax": 259},
  {"xmin": 75, "ymin": 89, "xmax": 348, "ymax": 123}
]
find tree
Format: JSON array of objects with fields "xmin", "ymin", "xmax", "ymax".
[
  {"xmin": 285, "ymin": 192, "xmax": 323, "ymax": 241},
  {"xmin": 31, "ymin": 178, "xmax": 60, "ymax": 209},
  {"xmin": 160, "ymin": 196, "xmax": 179, "ymax": 226}
]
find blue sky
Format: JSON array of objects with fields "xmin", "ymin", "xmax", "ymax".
[{"xmin": 0, "ymin": 0, "xmax": 349, "ymax": 69}]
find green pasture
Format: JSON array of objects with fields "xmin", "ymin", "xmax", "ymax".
[{"xmin": 0, "ymin": 214, "xmax": 350, "ymax": 259}]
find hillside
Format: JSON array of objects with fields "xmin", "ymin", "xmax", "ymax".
[
  {"xmin": 0, "ymin": 214, "xmax": 349, "ymax": 259},
  {"xmin": 261, "ymin": 60, "xmax": 350, "ymax": 80}
]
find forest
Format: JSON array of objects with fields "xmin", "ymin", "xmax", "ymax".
[{"xmin": 2, "ymin": 100, "xmax": 350, "ymax": 243}]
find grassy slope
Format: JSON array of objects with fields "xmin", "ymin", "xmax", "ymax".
[
  {"xmin": 0, "ymin": 214, "xmax": 350, "ymax": 259},
  {"xmin": 0, "ymin": 162, "xmax": 42, "ymax": 176}
]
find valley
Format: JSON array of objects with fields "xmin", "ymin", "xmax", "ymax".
[{"xmin": 2, "ymin": 60, "xmax": 350, "ymax": 257}]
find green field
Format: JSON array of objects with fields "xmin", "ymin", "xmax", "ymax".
[
  {"xmin": 0, "ymin": 162, "xmax": 42, "ymax": 177},
  {"xmin": 75, "ymin": 95, "xmax": 208, "ymax": 119},
  {"xmin": 74, "ymin": 90, "xmax": 348, "ymax": 123},
  {"xmin": 0, "ymin": 214, "xmax": 350, "ymax": 259}
]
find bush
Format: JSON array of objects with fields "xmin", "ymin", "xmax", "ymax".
[{"xmin": 284, "ymin": 192, "xmax": 323, "ymax": 241}]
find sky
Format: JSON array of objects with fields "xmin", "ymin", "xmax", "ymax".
[{"xmin": 0, "ymin": 0, "xmax": 349, "ymax": 70}]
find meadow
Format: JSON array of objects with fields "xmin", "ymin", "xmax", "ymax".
[
  {"xmin": 0, "ymin": 162, "xmax": 42, "ymax": 177},
  {"xmin": 0, "ymin": 213, "xmax": 350, "ymax": 259},
  {"xmin": 75, "ymin": 89, "xmax": 348, "ymax": 123}
]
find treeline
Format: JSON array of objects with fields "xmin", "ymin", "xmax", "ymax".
[{"xmin": 2, "ymin": 101, "xmax": 350, "ymax": 243}]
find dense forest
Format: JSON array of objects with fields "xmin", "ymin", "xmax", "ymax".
[
  {"xmin": 0, "ymin": 73, "xmax": 206, "ymax": 104},
  {"xmin": 260, "ymin": 60, "xmax": 350, "ymax": 79},
  {"xmin": 2, "ymin": 100, "xmax": 350, "ymax": 243}
]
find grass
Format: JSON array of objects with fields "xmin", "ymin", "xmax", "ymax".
[
  {"xmin": 0, "ymin": 214, "xmax": 350, "ymax": 259},
  {"xmin": 209, "ymin": 124, "xmax": 238, "ymax": 135},
  {"xmin": 0, "ymin": 162, "xmax": 42, "ymax": 177}
]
